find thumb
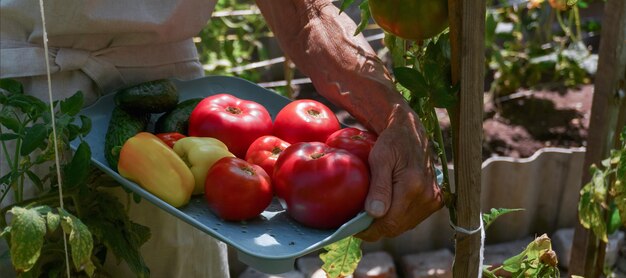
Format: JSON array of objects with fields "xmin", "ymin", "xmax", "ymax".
[{"xmin": 365, "ymin": 150, "xmax": 393, "ymax": 218}]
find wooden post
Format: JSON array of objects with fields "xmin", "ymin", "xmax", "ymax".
[
  {"xmin": 448, "ymin": 0, "xmax": 487, "ymax": 277},
  {"xmin": 569, "ymin": 0, "xmax": 626, "ymax": 276}
]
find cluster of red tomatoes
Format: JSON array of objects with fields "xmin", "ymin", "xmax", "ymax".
[{"xmin": 178, "ymin": 94, "xmax": 377, "ymax": 229}]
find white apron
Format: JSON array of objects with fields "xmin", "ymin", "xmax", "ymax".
[{"xmin": 0, "ymin": 1, "xmax": 230, "ymax": 277}]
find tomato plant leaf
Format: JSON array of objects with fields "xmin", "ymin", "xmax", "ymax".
[
  {"xmin": 608, "ymin": 205, "xmax": 621, "ymax": 235},
  {"xmin": 82, "ymin": 192, "xmax": 150, "ymax": 277},
  {"xmin": 0, "ymin": 79, "xmax": 24, "ymax": 95},
  {"xmin": 339, "ymin": 0, "xmax": 355, "ymax": 13},
  {"xmin": 354, "ymin": 0, "xmax": 370, "ymax": 36},
  {"xmin": 501, "ymin": 234, "xmax": 559, "ymax": 276},
  {"xmin": 63, "ymin": 141, "xmax": 92, "ymax": 189},
  {"xmin": 578, "ymin": 166, "xmax": 609, "ymax": 242},
  {"xmin": 614, "ymin": 131, "xmax": 626, "ymax": 227},
  {"xmin": 320, "ymin": 236, "xmax": 362, "ymax": 278},
  {"xmin": 0, "ymin": 114, "xmax": 21, "ymax": 133},
  {"xmin": 20, "ymin": 124, "xmax": 49, "ymax": 156},
  {"xmin": 79, "ymin": 115, "xmax": 92, "ymax": 136},
  {"xmin": 25, "ymin": 170, "xmax": 44, "ymax": 192},
  {"xmin": 60, "ymin": 91, "xmax": 84, "ymax": 116},
  {"xmin": 430, "ymin": 85, "xmax": 458, "ymax": 109},
  {"xmin": 8, "ymin": 207, "xmax": 47, "ymax": 273},
  {"xmin": 393, "ymin": 67, "xmax": 428, "ymax": 99},
  {"xmin": 0, "ymin": 226, "xmax": 10, "ymax": 238},
  {"xmin": 482, "ymin": 208, "xmax": 524, "ymax": 231},
  {"xmin": 46, "ymin": 212, "xmax": 61, "ymax": 233},
  {"xmin": 0, "ymin": 133, "xmax": 19, "ymax": 141},
  {"xmin": 60, "ymin": 208, "xmax": 95, "ymax": 277}
]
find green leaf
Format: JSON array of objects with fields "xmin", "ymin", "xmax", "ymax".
[
  {"xmin": 59, "ymin": 208, "xmax": 95, "ymax": 276},
  {"xmin": 0, "ymin": 79, "xmax": 24, "ymax": 94},
  {"xmin": 79, "ymin": 115, "xmax": 92, "ymax": 136},
  {"xmin": 82, "ymin": 192, "xmax": 150, "ymax": 277},
  {"xmin": 0, "ymin": 133, "xmax": 19, "ymax": 141},
  {"xmin": 63, "ymin": 141, "xmax": 92, "ymax": 189},
  {"xmin": 320, "ymin": 236, "xmax": 362, "ymax": 278},
  {"xmin": 578, "ymin": 171, "xmax": 609, "ymax": 242},
  {"xmin": 20, "ymin": 124, "xmax": 49, "ymax": 156},
  {"xmin": 394, "ymin": 67, "xmax": 428, "ymax": 98},
  {"xmin": 0, "ymin": 226, "xmax": 11, "ymax": 238},
  {"xmin": 430, "ymin": 85, "xmax": 458, "ymax": 109},
  {"xmin": 608, "ymin": 205, "xmax": 621, "ymax": 235},
  {"xmin": 46, "ymin": 212, "xmax": 61, "ymax": 233},
  {"xmin": 614, "ymin": 144, "xmax": 626, "ymax": 228},
  {"xmin": 354, "ymin": 0, "xmax": 370, "ymax": 36},
  {"xmin": 8, "ymin": 207, "xmax": 47, "ymax": 272},
  {"xmin": 6, "ymin": 94, "xmax": 39, "ymax": 115},
  {"xmin": 25, "ymin": 170, "xmax": 44, "ymax": 192},
  {"xmin": 0, "ymin": 172, "xmax": 10, "ymax": 184},
  {"xmin": 59, "ymin": 91, "xmax": 84, "ymax": 116},
  {"xmin": 339, "ymin": 0, "xmax": 355, "ymax": 13},
  {"xmin": 0, "ymin": 115, "xmax": 21, "ymax": 132},
  {"xmin": 502, "ymin": 234, "xmax": 557, "ymax": 276},
  {"xmin": 482, "ymin": 208, "xmax": 524, "ymax": 231}
]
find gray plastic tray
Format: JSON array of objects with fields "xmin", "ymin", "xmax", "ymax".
[{"xmin": 71, "ymin": 76, "xmax": 375, "ymax": 274}]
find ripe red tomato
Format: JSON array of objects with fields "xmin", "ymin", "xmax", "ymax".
[
  {"xmin": 188, "ymin": 94, "xmax": 273, "ymax": 158},
  {"xmin": 204, "ymin": 157, "xmax": 273, "ymax": 221},
  {"xmin": 155, "ymin": 132, "xmax": 186, "ymax": 148},
  {"xmin": 369, "ymin": 0, "xmax": 449, "ymax": 41},
  {"xmin": 273, "ymin": 142, "xmax": 369, "ymax": 229},
  {"xmin": 325, "ymin": 127, "xmax": 377, "ymax": 165},
  {"xmin": 272, "ymin": 99, "xmax": 340, "ymax": 144},
  {"xmin": 245, "ymin": 135, "xmax": 291, "ymax": 179}
]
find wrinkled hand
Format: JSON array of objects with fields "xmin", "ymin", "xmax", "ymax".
[{"xmin": 356, "ymin": 105, "xmax": 443, "ymax": 241}]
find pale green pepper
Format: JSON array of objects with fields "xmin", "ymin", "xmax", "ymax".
[{"xmin": 173, "ymin": 137, "xmax": 235, "ymax": 194}]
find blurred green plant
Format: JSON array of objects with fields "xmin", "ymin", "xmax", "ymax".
[
  {"xmin": 579, "ymin": 129, "xmax": 626, "ymax": 243},
  {"xmin": 485, "ymin": 0, "xmax": 595, "ymax": 105},
  {"xmin": 483, "ymin": 234, "xmax": 560, "ymax": 277},
  {"xmin": 0, "ymin": 79, "xmax": 150, "ymax": 277},
  {"xmin": 196, "ymin": 0, "xmax": 271, "ymax": 83}
]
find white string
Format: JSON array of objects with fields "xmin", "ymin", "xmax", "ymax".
[
  {"xmin": 38, "ymin": 1, "xmax": 72, "ymax": 277},
  {"xmin": 450, "ymin": 215, "xmax": 485, "ymax": 278}
]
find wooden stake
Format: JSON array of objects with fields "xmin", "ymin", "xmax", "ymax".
[
  {"xmin": 448, "ymin": 0, "xmax": 487, "ymax": 277},
  {"xmin": 569, "ymin": 0, "xmax": 626, "ymax": 276}
]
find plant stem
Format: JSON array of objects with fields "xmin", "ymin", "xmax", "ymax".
[
  {"xmin": 0, "ymin": 129, "xmax": 14, "ymax": 167},
  {"xmin": 556, "ymin": 11, "xmax": 572, "ymax": 41},
  {"xmin": 573, "ymin": 6, "xmax": 582, "ymax": 42},
  {"xmin": 428, "ymin": 103, "xmax": 456, "ymax": 223}
]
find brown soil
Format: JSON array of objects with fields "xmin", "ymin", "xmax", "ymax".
[{"xmin": 480, "ymin": 85, "xmax": 593, "ymax": 160}]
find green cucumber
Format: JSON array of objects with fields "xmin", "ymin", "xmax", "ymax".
[
  {"xmin": 104, "ymin": 107, "xmax": 150, "ymax": 169},
  {"xmin": 154, "ymin": 98, "xmax": 202, "ymax": 135},
  {"xmin": 114, "ymin": 79, "xmax": 179, "ymax": 113}
]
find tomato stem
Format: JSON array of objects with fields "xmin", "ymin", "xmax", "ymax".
[
  {"xmin": 271, "ymin": 147, "xmax": 283, "ymax": 156},
  {"xmin": 310, "ymin": 152, "xmax": 325, "ymax": 159},
  {"xmin": 350, "ymin": 135, "xmax": 364, "ymax": 141},
  {"xmin": 306, "ymin": 109, "xmax": 321, "ymax": 118},
  {"xmin": 241, "ymin": 167, "xmax": 255, "ymax": 176},
  {"xmin": 226, "ymin": 106, "xmax": 242, "ymax": 114}
]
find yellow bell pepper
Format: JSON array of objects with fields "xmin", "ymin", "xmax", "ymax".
[
  {"xmin": 118, "ymin": 132, "xmax": 194, "ymax": 207},
  {"xmin": 173, "ymin": 137, "xmax": 235, "ymax": 195}
]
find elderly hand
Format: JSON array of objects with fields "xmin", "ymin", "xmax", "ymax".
[{"xmin": 356, "ymin": 105, "xmax": 443, "ymax": 241}]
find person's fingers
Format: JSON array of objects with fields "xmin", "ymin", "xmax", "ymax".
[
  {"xmin": 365, "ymin": 142, "xmax": 395, "ymax": 218},
  {"xmin": 357, "ymin": 163, "xmax": 443, "ymax": 242}
]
